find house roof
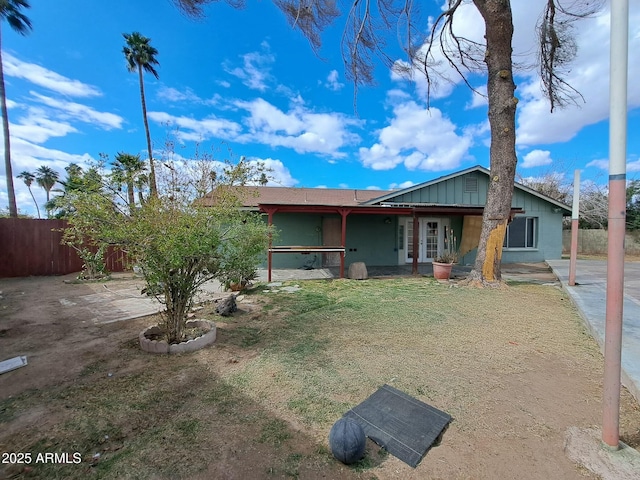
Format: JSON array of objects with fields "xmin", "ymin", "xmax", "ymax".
[
  {"xmin": 199, "ymin": 186, "xmax": 396, "ymax": 208},
  {"xmin": 198, "ymin": 165, "xmax": 571, "ymax": 215},
  {"xmin": 363, "ymin": 165, "xmax": 572, "ymax": 214}
]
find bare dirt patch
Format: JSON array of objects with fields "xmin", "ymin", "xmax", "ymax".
[{"xmin": 1, "ymin": 275, "xmax": 639, "ymax": 479}]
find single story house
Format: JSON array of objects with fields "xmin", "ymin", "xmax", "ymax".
[{"xmin": 200, "ymin": 165, "xmax": 571, "ymax": 279}]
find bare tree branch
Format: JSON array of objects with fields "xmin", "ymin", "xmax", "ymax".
[{"xmin": 537, "ymin": 0, "xmax": 604, "ymax": 112}]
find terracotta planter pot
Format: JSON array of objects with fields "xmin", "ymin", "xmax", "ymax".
[{"xmin": 432, "ymin": 262, "xmax": 454, "ymax": 280}]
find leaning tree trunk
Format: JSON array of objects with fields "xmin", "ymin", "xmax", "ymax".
[
  {"xmin": 468, "ymin": 0, "xmax": 518, "ymax": 285},
  {"xmin": 27, "ymin": 186, "xmax": 41, "ymax": 218},
  {"xmin": 0, "ymin": 28, "xmax": 18, "ymax": 218},
  {"xmin": 138, "ymin": 66, "xmax": 157, "ymax": 197}
]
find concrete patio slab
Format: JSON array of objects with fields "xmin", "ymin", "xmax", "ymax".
[{"xmin": 548, "ymin": 259, "xmax": 640, "ymax": 403}]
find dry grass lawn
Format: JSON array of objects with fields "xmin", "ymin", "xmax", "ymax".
[{"xmin": 1, "ymin": 275, "xmax": 639, "ymax": 479}]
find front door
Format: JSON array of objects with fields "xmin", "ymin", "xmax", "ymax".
[{"xmin": 405, "ymin": 218, "xmax": 448, "ymax": 263}]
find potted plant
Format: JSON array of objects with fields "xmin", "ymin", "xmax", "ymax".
[{"xmin": 433, "ymin": 229, "xmax": 458, "ymax": 280}]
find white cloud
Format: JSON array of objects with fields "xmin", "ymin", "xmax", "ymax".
[
  {"xmin": 157, "ymin": 86, "xmax": 203, "ymax": 103},
  {"xmin": 156, "ymin": 86, "xmax": 221, "ymax": 106},
  {"xmin": 10, "ymin": 106, "xmax": 78, "ymax": 143},
  {"xmin": 587, "ymin": 158, "xmax": 640, "ymax": 173},
  {"xmin": 517, "ymin": 4, "xmax": 640, "ymax": 146},
  {"xmin": 386, "ymin": 1, "xmax": 639, "ymax": 153},
  {"xmin": 147, "ymin": 111, "xmax": 243, "ymax": 142},
  {"xmin": 1, "ymin": 138, "xmax": 96, "ymax": 215},
  {"xmin": 389, "ymin": 180, "xmax": 415, "ymax": 189},
  {"xmin": 520, "ymin": 149, "xmax": 553, "ymax": 168},
  {"xmin": 391, "ymin": 1, "xmax": 486, "ymax": 99},
  {"xmin": 224, "ymin": 44, "xmax": 276, "ymax": 91},
  {"xmin": 466, "ymin": 85, "xmax": 487, "ymax": 109},
  {"xmin": 359, "ymin": 101, "xmax": 472, "ymax": 171},
  {"xmin": 3, "ymin": 52, "xmax": 102, "ymax": 98},
  {"xmin": 586, "ymin": 158, "xmax": 608, "ymax": 170},
  {"xmin": 365, "ymin": 186, "xmax": 382, "ymax": 190},
  {"xmin": 247, "ymin": 157, "xmax": 298, "ymax": 187},
  {"xmin": 149, "ymin": 97, "xmax": 360, "ymax": 158},
  {"xmin": 234, "ymin": 98, "xmax": 360, "ymax": 157},
  {"xmin": 30, "ymin": 92, "xmax": 123, "ymax": 130},
  {"xmin": 324, "ymin": 70, "xmax": 344, "ymax": 91}
]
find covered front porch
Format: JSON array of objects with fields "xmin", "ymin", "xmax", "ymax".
[
  {"xmin": 260, "ymin": 203, "xmax": 524, "ymax": 281},
  {"xmin": 256, "ymin": 262, "xmax": 558, "ymax": 284}
]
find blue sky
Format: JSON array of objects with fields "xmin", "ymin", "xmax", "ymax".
[{"xmin": 2, "ymin": 0, "xmax": 640, "ymax": 216}]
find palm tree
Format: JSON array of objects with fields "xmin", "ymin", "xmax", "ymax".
[
  {"xmin": 123, "ymin": 32, "xmax": 159, "ymax": 198},
  {"xmin": 1, "ymin": 0, "xmax": 32, "ymax": 218},
  {"xmin": 112, "ymin": 152, "xmax": 146, "ymax": 212},
  {"xmin": 17, "ymin": 170, "xmax": 39, "ymax": 218},
  {"xmin": 135, "ymin": 173, "xmax": 147, "ymax": 206},
  {"xmin": 35, "ymin": 165, "xmax": 58, "ymax": 217}
]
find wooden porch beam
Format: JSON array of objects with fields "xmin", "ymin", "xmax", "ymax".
[
  {"xmin": 338, "ymin": 208, "xmax": 351, "ymax": 278},
  {"xmin": 263, "ymin": 207, "xmax": 278, "ymax": 282},
  {"xmin": 412, "ymin": 214, "xmax": 419, "ymax": 275}
]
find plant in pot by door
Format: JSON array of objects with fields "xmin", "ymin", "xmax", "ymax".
[{"xmin": 433, "ymin": 229, "xmax": 458, "ymax": 280}]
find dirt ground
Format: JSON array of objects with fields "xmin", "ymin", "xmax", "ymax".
[{"xmin": 1, "ymin": 273, "xmax": 639, "ymax": 479}]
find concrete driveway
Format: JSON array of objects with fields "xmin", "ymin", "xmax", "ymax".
[{"xmin": 548, "ymin": 259, "xmax": 640, "ymax": 403}]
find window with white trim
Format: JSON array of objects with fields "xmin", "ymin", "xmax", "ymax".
[{"xmin": 503, "ymin": 217, "xmax": 537, "ymax": 249}]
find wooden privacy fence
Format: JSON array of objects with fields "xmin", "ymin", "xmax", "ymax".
[{"xmin": 0, "ymin": 218, "xmax": 129, "ymax": 277}]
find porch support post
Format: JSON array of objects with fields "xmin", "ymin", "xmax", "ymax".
[
  {"xmin": 412, "ymin": 213, "xmax": 419, "ymax": 275},
  {"xmin": 338, "ymin": 208, "xmax": 350, "ymax": 279},
  {"xmin": 264, "ymin": 207, "xmax": 277, "ymax": 282}
]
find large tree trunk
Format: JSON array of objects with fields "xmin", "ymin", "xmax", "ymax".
[
  {"xmin": 138, "ymin": 66, "xmax": 157, "ymax": 197},
  {"xmin": 468, "ymin": 0, "xmax": 518, "ymax": 285},
  {"xmin": 0, "ymin": 27, "xmax": 18, "ymax": 218}
]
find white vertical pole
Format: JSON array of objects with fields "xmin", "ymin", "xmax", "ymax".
[
  {"xmin": 603, "ymin": 0, "xmax": 629, "ymax": 449},
  {"xmin": 569, "ymin": 170, "xmax": 580, "ymax": 286}
]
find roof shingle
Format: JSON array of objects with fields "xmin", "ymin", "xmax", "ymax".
[{"xmin": 199, "ymin": 186, "xmax": 395, "ymax": 207}]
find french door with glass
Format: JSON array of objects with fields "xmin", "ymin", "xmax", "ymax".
[{"xmin": 405, "ymin": 218, "xmax": 448, "ymax": 263}]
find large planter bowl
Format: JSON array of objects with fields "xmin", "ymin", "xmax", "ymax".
[
  {"xmin": 139, "ymin": 319, "xmax": 216, "ymax": 354},
  {"xmin": 432, "ymin": 261, "xmax": 454, "ymax": 280}
]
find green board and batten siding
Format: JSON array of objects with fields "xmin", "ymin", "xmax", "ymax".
[
  {"xmin": 385, "ymin": 170, "xmax": 488, "ymax": 206},
  {"xmin": 382, "ymin": 170, "xmax": 566, "ymax": 263}
]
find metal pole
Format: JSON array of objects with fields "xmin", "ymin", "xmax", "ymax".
[
  {"xmin": 569, "ymin": 170, "xmax": 580, "ymax": 286},
  {"xmin": 603, "ymin": 0, "xmax": 628, "ymax": 449}
]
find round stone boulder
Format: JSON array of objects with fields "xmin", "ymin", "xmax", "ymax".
[{"xmin": 329, "ymin": 417, "xmax": 366, "ymax": 465}]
